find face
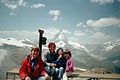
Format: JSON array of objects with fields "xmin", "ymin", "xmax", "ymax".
[
  {"xmin": 64, "ymin": 54, "xmax": 70, "ymax": 59},
  {"xmin": 31, "ymin": 49, "xmax": 39, "ymax": 59},
  {"xmin": 49, "ymin": 45, "xmax": 55, "ymax": 54},
  {"xmin": 58, "ymin": 49, "xmax": 63, "ymax": 56}
]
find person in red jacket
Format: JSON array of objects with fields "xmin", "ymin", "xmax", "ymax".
[{"xmin": 19, "ymin": 46, "xmax": 50, "ymax": 80}]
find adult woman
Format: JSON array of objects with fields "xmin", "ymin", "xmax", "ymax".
[
  {"xmin": 55, "ymin": 48, "xmax": 66, "ymax": 80},
  {"xmin": 43, "ymin": 42, "xmax": 58, "ymax": 80}
]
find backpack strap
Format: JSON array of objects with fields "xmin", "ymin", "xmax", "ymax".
[{"xmin": 27, "ymin": 55, "xmax": 30, "ymax": 62}]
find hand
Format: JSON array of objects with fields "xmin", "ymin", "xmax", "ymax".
[
  {"xmin": 44, "ymin": 73, "xmax": 50, "ymax": 80},
  {"xmin": 58, "ymin": 55, "xmax": 62, "ymax": 58},
  {"xmin": 50, "ymin": 63, "xmax": 56, "ymax": 67},
  {"xmin": 25, "ymin": 76, "xmax": 31, "ymax": 80}
]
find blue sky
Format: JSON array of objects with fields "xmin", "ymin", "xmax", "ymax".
[{"xmin": 0, "ymin": 0, "xmax": 120, "ymax": 44}]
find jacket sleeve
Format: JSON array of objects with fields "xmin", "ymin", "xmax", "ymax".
[
  {"xmin": 39, "ymin": 58, "xmax": 47, "ymax": 76},
  {"xmin": 56, "ymin": 58, "xmax": 66, "ymax": 68},
  {"xmin": 43, "ymin": 52, "xmax": 50, "ymax": 66},
  {"xmin": 19, "ymin": 57, "xmax": 28, "ymax": 80},
  {"xmin": 61, "ymin": 58, "xmax": 66, "ymax": 68},
  {"xmin": 65, "ymin": 58, "xmax": 74, "ymax": 72}
]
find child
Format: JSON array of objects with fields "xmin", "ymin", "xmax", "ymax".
[{"xmin": 63, "ymin": 49, "xmax": 74, "ymax": 80}]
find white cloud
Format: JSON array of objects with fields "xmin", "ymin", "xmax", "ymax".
[
  {"xmin": 0, "ymin": 0, "xmax": 27, "ymax": 10},
  {"xmin": 86, "ymin": 17, "xmax": 120, "ymax": 28},
  {"xmin": 90, "ymin": 0, "xmax": 114, "ymax": 4},
  {"xmin": 92, "ymin": 32, "xmax": 106, "ymax": 39},
  {"xmin": 0, "ymin": 28, "xmax": 118, "ymax": 44},
  {"xmin": 77, "ymin": 22, "xmax": 87, "ymax": 28},
  {"xmin": 43, "ymin": 28, "xmax": 60, "ymax": 39},
  {"xmin": 104, "ymin": 45, "xmax": 115, "ymax": 51},
  {"xmin": 48, "ymin": 10, "xmax": 61, "ymax": 21},
  {"xmin": 0, "ymin": 31, "xmax": 38, "ymax": 42},
  {"xmin": 69, "ymin": 36, "xmax": 80, "ymax": 43},
  {"xmin": 62, "ymin": 30, "xmax": 71, "ymax": 34},
  {"xmin": 9, "ymin": 12, "xmax": 16, "ymax": 16},
  {"xmin": 89, "ymin": 32, "xmax": 114, "ymax": 43},
  {"xmin": 84, "ymin": 29, "xmax": 94, "ymax": 34},
  {"xmin": 18, "ymin": 0, "xmax": 27, "ymax": 7},
  {"xmin": 0, "ymin": 28, "xmax": 72, "ymax": 44},
  {"xmin": 31, "ymin": 3, "xmax": 45, "ymax": 8},
  {"xmin": 4, "ymin": 1, "xmax": 18, "ymax": 10},
  {"xmin": 43, "ymin": 28, "xmax": 71, "ymax": 40},
  {"xmin": 74, "ymin": 30, "xmax": 85, "ymax": 37},
  {"xmin": 0, "ymin": 28, "xmax": 69, "ymax": 42},
  {"xmin": 77, "ymin": 22, "xmax": 82, "ymax": 27}
]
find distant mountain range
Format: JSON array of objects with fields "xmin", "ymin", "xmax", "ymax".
[{"xmin": 0, "ymin": 30, "xmax": 120, "ymax": 78}]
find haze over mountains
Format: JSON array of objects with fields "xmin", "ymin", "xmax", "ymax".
[{"xmin": 0, "ymin": 30, "xmax": 120, "ymax": 79}]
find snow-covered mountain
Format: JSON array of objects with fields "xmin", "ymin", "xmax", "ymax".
[
  {"xmin": 0, "ymin": 38, "xmax": 33, "ymax": 47},
  {"xmin": 52, "ymin": 30, "xmax": 88, "ymax": 52},
  {"xmin": 48, "ymin": 30, "xmax": 120, "ymax": 71},
  {"xmin": 0, "ymin": 38, "xmax": 34, "ymax": 79},
  {"xmin": 0, "ymin": 30, "xmax": 120, "ymax": 79},
  {"xmin": 85, "ymin": 40, "xmax": 120, "ymax": 73}
]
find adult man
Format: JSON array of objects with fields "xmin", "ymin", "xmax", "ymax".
[{"xmin": 19, "ymin": 46, "xmax": 50, "ymax": 80}]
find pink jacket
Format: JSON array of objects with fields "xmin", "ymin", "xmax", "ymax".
[{"xmin": 65, "ymin": 57, "xmax": 74, "ymax": 72}]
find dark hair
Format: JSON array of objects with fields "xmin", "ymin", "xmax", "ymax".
[
  {"xmin": 64, "ymin": 49, "xmax": 71, "ymax": 57},
  {"xmin": 56, "ymin": 47, "xmax": 64, "ymax": 54},
  {"xmin": 48, "ymin": 42, "xmax": 56, "ymax": 48}
]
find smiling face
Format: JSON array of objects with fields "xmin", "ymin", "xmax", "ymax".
[
  {"xmin": 64, "ymin": 53, "xmax": 70, "ymax": 60},
  {"xmin": 58, "ymin": 49, "xmax": 63, "ymax": 56},
  {"xmin": 64, "ymin": 49, "xmax": 71, "ymax": 59},
  {"xmin": 49, "ymin": 45, "xmax": 56, "ymax": 54},
  {"xmin": 31, "ymin": 48, "xmax": 39, "ymax": 59}
]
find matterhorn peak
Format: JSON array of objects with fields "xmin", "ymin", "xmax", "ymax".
[
  {"xmin": 53, "ymin": 30, "xmax": 68, "ymax": 42},
  {"xmin": 58, "ymin": 32, "xmax": 65, "ymax": 40}
]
